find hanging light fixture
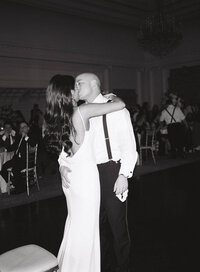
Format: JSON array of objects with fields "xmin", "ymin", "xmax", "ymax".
[{"xmin": 137, "ymin": 0, "xmax": 182, "ymax": 57}]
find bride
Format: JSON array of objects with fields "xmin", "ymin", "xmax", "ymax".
[{"xmin": 44, "ymin": 74, "xmax": 125, "ymax": 272}]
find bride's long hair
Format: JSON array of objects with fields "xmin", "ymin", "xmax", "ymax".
[{"xmin": 44, "ymin": 74, "xmax": 75, "ymax": 156}]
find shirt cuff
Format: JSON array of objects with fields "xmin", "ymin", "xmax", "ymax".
[{"xmin": 119, "ymin": 169, "xmax": 133, "ymax": 179}]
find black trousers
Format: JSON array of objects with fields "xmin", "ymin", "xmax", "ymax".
[
  {"xmin": 167, "ymin": 123, "xmax": 185, "ymax": 156},
  {"xmin": 1, "ymin": 156, "xmax": 25, "ymax": 192},
  {"xmin": 97, "ymin": 161, "xmax": 130, "ymax": 272}
]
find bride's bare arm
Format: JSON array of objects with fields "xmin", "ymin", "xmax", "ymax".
[{"xmin": 79, "ymin": 96, "xmax": 125, "ymax": 120}]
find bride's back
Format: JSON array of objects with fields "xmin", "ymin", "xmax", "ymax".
[{"xmin": 69, "ymin": 107, "xmax": 88, "ymax": 156}]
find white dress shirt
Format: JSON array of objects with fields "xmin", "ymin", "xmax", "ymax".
[
  {"xmin": 160, "ymin": 104, "xmax": 185, "ymax": 125},
  {"xmin": 90, "ymin": 94, "xmax": 138, "ymax": 178}
]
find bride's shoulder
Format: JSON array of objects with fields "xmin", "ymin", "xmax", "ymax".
[{"xmin": 74, "ymin": 104, "xmax": 88, "ymax": 118}]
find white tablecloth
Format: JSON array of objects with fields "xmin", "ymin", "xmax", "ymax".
[{"xmin": 0, "ymin": 151, "xmax": 14, "ymax": 193}]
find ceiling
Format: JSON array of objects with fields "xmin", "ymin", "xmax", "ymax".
[{"xmin": 6, "ymin": 0, "xmax": 200, "ymax": 28}]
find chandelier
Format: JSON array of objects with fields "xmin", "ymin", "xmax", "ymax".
[{"xmin": 137, "ymin": 1, "xmax": 182, "ymax": 57}]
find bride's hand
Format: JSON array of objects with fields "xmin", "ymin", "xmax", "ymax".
[
  {"xmin": 59, "ymin": 165, "xmax": 71, "ymax": 188},
  {"xmin": 104, "ymin": 93, "xmax": 125, "ymax": 105},
  {"xmin": 104, "ymin": 93, "xmax": 116, "ymax": 101}
]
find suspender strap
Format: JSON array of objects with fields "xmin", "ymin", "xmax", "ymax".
[
  {"xmin": 165, "ymin": 106, "xmax": 177, "ymax": 123},
  {"xmin": 102, "ymin": 114, "xmax": 112, "ymax": 160},
  {"xmin": 16, "ymin": 136, "xmax": 23, "ymax": 155},
  {"xmin": 170, "ymin": 106, "xmax": 176, "ymax": 123}
]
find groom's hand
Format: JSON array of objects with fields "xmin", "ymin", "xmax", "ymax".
[
  {"xmin": 59, "ymin": 165, "xmax": 71, "ymax": 188},
  {"xmin": 113, "ymin": 174, "xmax": 128, "ymax": 195}
]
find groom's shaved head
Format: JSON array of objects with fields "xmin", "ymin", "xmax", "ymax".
[
  {"xmin": 75, "ymin": 73, "xmax": 101, "ymax": 102},
  {"xmin": 76, "ymin": 73, "xmax": 100, "ymax": 88}
]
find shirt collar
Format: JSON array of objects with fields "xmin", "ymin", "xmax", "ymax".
[
  {"xmin": 168, "ymin": 104, "xmax": 175, "ymax": 108},
  {"xmin": 92, "ymin": 93, "xmax": 108, "ymax": 103}
]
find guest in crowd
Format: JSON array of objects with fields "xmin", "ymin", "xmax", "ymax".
[
  {"xmin": 12, "ymin": 110, "xmax": 26, "ymax": 131},
  {"xmin": 29, "ymin": 104, "xmax": 43, "ymax": 128},
  {"xmin": 184, "ymin": 103, "xmax": 198, "ymax": 119},
  {"xmin": 150, "ymin": 104, "xmax": 160, "ymax": 127},
  {"xmin": 0, "ymin": 121, "xmax": 16, "ymax": 150},
  {"xmin": 30, "ymin": 118, "xmax": 57, "ymax": 178},
  {"xmin": 160, "ymin": 92, "xmax": 187, "ymax": 158},
  {"xmin": 141, "ymin": 101, "xmax": 151, "ymax": 123},
  {"xmin": 185, "ymin": 112, "xmax": 194, "ymax": 152},
  {"xmin": 192, "ymin": 107, "xmax": 200, "ymax": 151},
  {"xmin": 177, "ymin": 97, "xmax": 184, "ymax": 110},
  {"xmin": 0, "ymin": 121, "xmax": 38, "ymax": 194},
  {"xmin": 0, "ymin": 105, "xmax": 25, "ymax": 132},
  {"xmin": 148, "ymin": 104, "xmax": 168, "ymax": 156}
]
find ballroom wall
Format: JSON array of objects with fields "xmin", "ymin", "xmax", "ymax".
[
  {"xmin": 0, "ymin": 1, "xmax": 143, "ymax": 87},
  {"xmin": 0, "ymin": 1, "xmax": 200, "ymax": 121},
  {"xmin": 0, "ymin": 1, "xmax": 144, "ymax": 119},
  {"xmin": 142, "ymin": 17, "xmax": 200, "ymax": 106}
]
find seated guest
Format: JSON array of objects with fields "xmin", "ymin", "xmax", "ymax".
[
  {"xmin": 0, "ymin": 121, "xmax": 16, "ymax": 150},
  {"xmin": 0, "ymin": 121, "xmax": 38, "ymax": 194}
]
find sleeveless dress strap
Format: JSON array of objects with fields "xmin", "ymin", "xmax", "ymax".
[{"xmin": 78, "ymin": 107, "xmax": 86, "ymax": 131}]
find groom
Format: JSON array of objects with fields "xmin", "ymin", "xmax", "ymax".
[{"xmin": 62, "ymin": 73, "xmax": 137, "ymax": 272}]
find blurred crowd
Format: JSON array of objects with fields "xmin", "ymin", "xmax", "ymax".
[
  {"xmin": 1, "ymin": 91, "xmax": 200, "ymax": 192},
  {"xmin": 129, "ymin": 91, "xmax": 200, "ymax": 159},
  {"xmin": 0, "ymin": 104, "xmax": 58, "ymax": 194},
  {"xmin": 0, "ymin": 104, "xmax": 43, "ymax": 153}
]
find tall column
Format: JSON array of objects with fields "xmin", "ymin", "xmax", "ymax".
[
  {"xmin": 149, "ymin": 69, "xmax": 154, "ymax": 107},
  {"xmin": 136, "ymin": 69, "xmax": 142, "ymax": 105},
  {"xmin": 161, "ymin": 68, "xmax": 170, "ymax": 95},
  {"xmin": 103, "ymin": 66, "xmax": 112, "ymax": 92}
]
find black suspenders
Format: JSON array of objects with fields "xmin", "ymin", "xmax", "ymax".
[
  {"xmin": 102, "ymin": 114, "xmax": 112, "ymax": 160},
  {"xmin": 165, "ymin": 106, "xmax": 177, "ymax": 123}
]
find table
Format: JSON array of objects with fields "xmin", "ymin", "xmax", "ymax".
[{"xmin": 0, "ymin": 151, "xmax": 14, "ymax": 193}]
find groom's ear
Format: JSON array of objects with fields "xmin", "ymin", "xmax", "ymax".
[
  {"xmin": 71, "ymin": 89, "xmax": 74, "ymax": 96},
  {"xmin": 91, "ymin": 79, "xmax": 97, "ymax": 89}
]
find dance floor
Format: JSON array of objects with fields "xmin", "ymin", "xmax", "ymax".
[
  {"xmin": 0, "ymin": 160, "xmax": 198, "ymax": 271},
  {"xmin": 1, "ymin": 151, "xmax": 200, "ymax": 210}
]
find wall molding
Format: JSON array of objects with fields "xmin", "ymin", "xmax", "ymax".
[
  {"xmin": 0, "ymin": 41, "xmax": 143, "ymax": 69},
  {"xmin": 7, "ymin": 40, "xmax": 200, "ymax": 72},
  {"xmin": 0, "ymin": 87, "xmax": 45, "ymax": 97},
  {"xmin": 144, "ymin": 51, "xmax": 200, "ymax": 70}
]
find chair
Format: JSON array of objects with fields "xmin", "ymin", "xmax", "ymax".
[
  {"xmin": 0, "ymin": 244, "xmax": 59, "ymax": 272},
  {"xmin": 139, "ymin": 128, "xmax": 157, "ymax": 165},
  {"xmin": 7, "ymin": 143, "xmax": 40, "ymax": 196}
]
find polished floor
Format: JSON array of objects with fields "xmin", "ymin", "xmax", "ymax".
[{"xmin": 0, "ymin": 162, "xmax": 198, "ymax": 271}]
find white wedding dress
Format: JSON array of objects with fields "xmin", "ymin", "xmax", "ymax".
[{"xmin": 57, "ymin": 121, "xmax": 100, "ymax": 272}]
